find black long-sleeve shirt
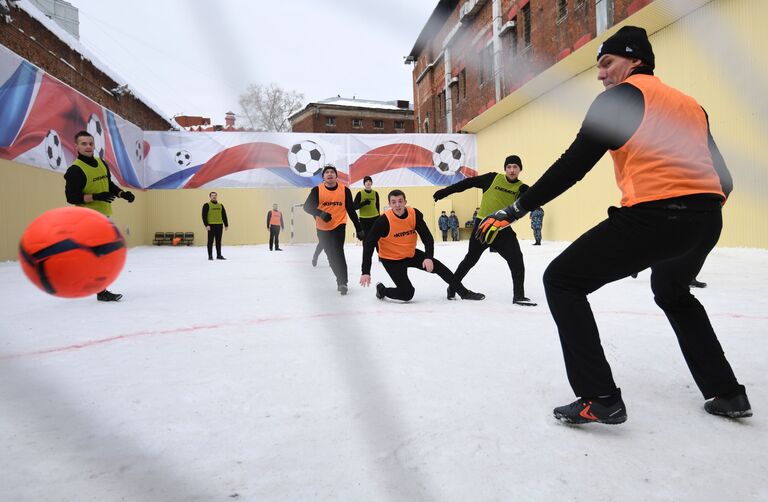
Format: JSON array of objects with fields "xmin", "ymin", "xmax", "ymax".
[
  {"xmin": 202, "ymin": 203, "xmax": 229, "ymax": 226},
  {"xmin": 64, "ymin": 154, "xmax": 122, "ymax": 204},
  {"xmin": 353, "ymin": 189, "xmax": 380, "ymax": 213},
  {"xmin": 266, "ymin": 210, "xmax": 284, "ymax": 229},
  {"xmin": 437, "ymin": 172, "xmax": 529, "ymax": 205},
  {"xmin": 303, "ymin": 183, "xmax": 361, "ymax": 232},
  {"xmin": 361, "ymin": 208, "xmax": 433, "ymax": 274},
  {"xmin": 517, "ymin": 68, "xmax": 732, "ymax": 212}
]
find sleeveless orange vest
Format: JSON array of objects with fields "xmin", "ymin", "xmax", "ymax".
[
  {"xmin": 378, "ymin": 208, "xmax": 417, "ymax": 260},
  {"xmin": 269, "ymin": 210, "xmax": 282, "ymax": 226},
  {"xmin": 316, "ymin": 183, "xmax": 347, "ymax": 230},
  {"xmin": 610, "ymin": 74, "xmax": 725, "ymax": 206}
]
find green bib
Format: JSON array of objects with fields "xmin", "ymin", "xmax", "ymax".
[
  {"xmin": 358, "ymin": 189, "xmax": 379, "ymax": 218},
  {"xmin": 206, "ymin": 202, "xmax": 224, "ymax": 224},
  {"xmin": 73, "ymin": 157, "xmax": 111, "ymax": 217},
  {"xmin": 478, "ymin": 173, "xmax": 523, "ymax": 218}
]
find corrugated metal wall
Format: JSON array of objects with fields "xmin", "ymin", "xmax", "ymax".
[{"xmin": 475, "ymin": 0, "xmax": 768, "ymax": 247}]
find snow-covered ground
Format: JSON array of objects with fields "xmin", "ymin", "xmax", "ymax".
[{"xmin": 1, "ymin": 241, "xmax": 766, "ymax": 501}]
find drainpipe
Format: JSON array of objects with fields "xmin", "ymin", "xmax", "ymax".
[
  {"xmin": 444, "ymin": 45, "xmax": 453, "ymax": 133},
  {"xmin": 492, "ymin": 0, "xmax": 502, "ymax": 102}
]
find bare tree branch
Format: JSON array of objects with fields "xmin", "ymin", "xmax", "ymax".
[{"xmin": 238, "ymin": 83, "xmax": 304, "ymax": 132}]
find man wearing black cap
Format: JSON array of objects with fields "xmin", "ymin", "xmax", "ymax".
[
  {"xmin": 477, "ymin": 26, "xmax": 750, "ymax": 423},
  {"xmin": 433, "ymin": 155, "xmax": 535, "ymax": 306},
  {"xmin": 303, "ymin": 164, "xmax": 363, "ymax": 295}
]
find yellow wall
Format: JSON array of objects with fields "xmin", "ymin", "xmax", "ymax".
[
  {"xmin": 1, "ymin": 157, "xmax": 480, "ymax": 261},
  {"xmin": 1, "ymin": 158, "xmax": 147, "ymax": 261},
  {"xmin": 472, "ymin": 0, "xmax": 768, "ymax": 247}
]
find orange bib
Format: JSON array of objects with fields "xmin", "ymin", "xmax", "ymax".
[
  {"xmin": 610, "ymin": 74, "xmax": 724, "ymax": 206},
  {"xmin": 378, "ymin": 208, "xmax": 417, "ymax": 260},
  {"xmin": 316, "ymin": 183, "xmax": 348, "ymax": 230}
]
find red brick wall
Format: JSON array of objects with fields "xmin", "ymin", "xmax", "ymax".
[
  {"xmin": 411, "ymin": 0, "xmax": 653, "ymax": 132},
  {"xmin": 291, "ymin": 106, "xmax": 415, "ymax": 134},
  {"xmin": 0, "ymin": 5, "xmax": 170, "ymax": 131}
]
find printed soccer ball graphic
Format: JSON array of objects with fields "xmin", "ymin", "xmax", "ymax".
[
  {"xmin": 287, "ymin": 140, "xmax": 325, "ymax": 177},
  {"xmin": 86, "ymin": 113, "xmax": 106, "ymax": 159},
  {"xmin": 432, "ymin": 140, "xmax": 465, "ymax": 175},
  {"xmin": 44, "ymin": 129, "xmax": 64, "ymax": 170},
  {"xmin": 175, "ymin": 150, "xmax": 192, "ymax": 167},
  {"xmin": 135, "ymin": 140, "xmax": 144, "ymax": 162}
]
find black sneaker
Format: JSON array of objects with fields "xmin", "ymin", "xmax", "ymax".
[
  {"xmin": 704, "ymin": 393, "xmax": 752, "ymax": 418},
  {"xmin": 554, "ymin": 395, "xmax": 627, "ymax": 425},
  {"xmin": 338, "ymin": 284, "xmax": 348, "ymax": 295},
  {"xmin": 630, "ymin": 273, "xmax": 638, "ymax": 278},
  {"xmin": 690, "ymin": 279, "xmax": 707, "ymax": 288},
  {"xmin": 513, "ymin": 296, "xmax": 537, "ymax": 306},
  {"xmin": 311, "ymin": 256, "xmax": 318, "ymax": 267},
  {"xmin": 217, "ymin": 256, "xmax": 226, "ymax": 260},
  {"xmin": 96, "ymin": 290, "xmax": 122, "ymax": 302},
  {"xmin": 446, "ymin": 285, "xmax": 456, "ymax": 300},
  {"xmin": 375, "ymin": 283, "xmax": 386, "ymax": 300},
  {"xmin": 459, "ymin": 289, "xmax": 485, "ymax": 301},
  {"xmin": 275, "ymin": 248, "xmax": 283, "ymax": 251},
  {"xmin": 208, "ymin": 257, "xmax": 213, "ymax": 261}
]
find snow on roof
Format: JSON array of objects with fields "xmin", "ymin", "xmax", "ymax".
[
  {"xmin": 317, "ymin": 96, "xmax": 413, "ymax": 111},
  {"xmin": 15, "ymin": 0, "xmax": 172, "ymax": 124}
]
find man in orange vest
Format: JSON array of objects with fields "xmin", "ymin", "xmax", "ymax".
[
  {"xmin": 266, "ymin": 203, "xmax": 284, "ymax": 251},
  {"xmin": 303, "ymin": 165, "xmax": 362, "ymax": 295},
  {"xmin": 478, "ymin": 26, "xmax": 750, "ymax": 424},
  {"xmin": 360, "ymin": 189, "xmax": 484, "ymax": 302}
]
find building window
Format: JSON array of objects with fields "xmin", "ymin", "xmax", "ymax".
[
  {"xmin": 373, "ymin": 119, "xmax": 384, "ymax": 129},
  {"xmin": 352, "ymin": 118, "xmax": 363, "ymax": 128},
  {"xmin": 523, "ymin": 4, "xmax": 531, "ymax": 47},
  {"xmin": 459, "ymin": 69, "xmax": 467, "ymax": 101},
  {"xmin": 557, "ymin": 0, "xmax": 567, "ymax": 20},
  {"xmin": 394, "ymin": 120, "xmax": 405, "ymax": 129},
  {"xmin": 325, "ymin": 116, "xmax": 336, "ymax": 127}
]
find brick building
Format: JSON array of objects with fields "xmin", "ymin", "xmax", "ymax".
[
  {"xmin": 289, "ymin": 96, "xmax": 415, "ymax": 134},
  {"xmin": 0, "ymin": 1, "xmax": 170, "ymax": 130},
  {"xmin": 174, "ymin": 111, "xmax": 251, "ymax": 132},
  {"xmin": 406, "ymin": 0, "xmax": 654, "ymax": 133}
]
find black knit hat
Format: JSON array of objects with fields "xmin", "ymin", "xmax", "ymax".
[
  {"xmin": 597, "ymin": 26, "xmax": 655, "ymax": 69},
  {"xmin": 322, "ymin": 164, "xmax": 337, "ymax": 176},
  {"xmin": 504, "ymin": 155, "xmax": 522, "ymax": 170}
]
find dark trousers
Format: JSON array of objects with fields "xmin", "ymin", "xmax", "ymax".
[
  {"xmin": 380, "ymin": 249, "xmax": 466, "ymax": 301},
  {"xmin": 441, "ymin": 230, "xmax": 448, "ymax": 241},
  {"xmin": 317, "ymin": 224, "xmax": 347, "ymax": 286},
  {"xmin": 454, "ymin": 219, "xmax": 526, "ymax": 298},
  {"xmin": 313, "ymin": 242, "xmax": 324, "ymax": 260},
  {"xmin": 451, "ymin": 228, "xmax": 458, "ymax": 241},
  {"xmin": 360, "ymin": 216, "xmax": 378, "ymax": 238},
  {"xmin": 207, "ymin": 224, "xmax": 223, "ymax": 258},
  {"xmin": 269, "ymin": 225, "xmax": 281, "ymax": 250},
  {"xmin": 544, "ymin": 203, "xmax": 742, "ymax": 399},
  {"xmin": 533, "ymin": 227, "xmax": 542, "ymax": 244}
]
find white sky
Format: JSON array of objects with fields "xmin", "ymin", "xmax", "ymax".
[{"xmin": 68, "ymin": 0, "xmax": 437, "ymax": 124}]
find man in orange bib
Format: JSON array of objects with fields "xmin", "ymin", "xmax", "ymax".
[
  {"xmin": 266, "ymin": 203, "xmax": 284, "ymax": 251},
  {"xmin": 303, "ymin": 165, "xmax": 362, "ymax": 295},
  {"xmin": 360, "ymin": 190, "xmax": 484, "ymax": 302},
  {"xmin": 478, "ymin": 26, "xmax": 750, "ymax": 424}
]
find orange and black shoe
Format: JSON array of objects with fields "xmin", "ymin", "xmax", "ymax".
[{"xmin": 554, "ymin": 392, "xmax": 627, "ymax": 425}]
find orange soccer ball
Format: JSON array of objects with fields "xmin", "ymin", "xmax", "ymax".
[{"xmin": 19, "ymin": 207, "xmax": 127, "ymax": 298}]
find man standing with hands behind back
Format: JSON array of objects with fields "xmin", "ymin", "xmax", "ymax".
[{"xmin": 202, "ymin": 191, "xmax": 228, "ymax": 261}]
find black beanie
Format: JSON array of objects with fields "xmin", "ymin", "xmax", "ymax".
[
  {"xmin": 504, "ymin": 155, "xmax": 522, "ymax": 170},
  {"xmin": 597, "ymin": 26, "xmax": 655, "ymax": 70},
  {"xmin": 322, "ymin": 165, "xmax": 337, "ymax": 176}
]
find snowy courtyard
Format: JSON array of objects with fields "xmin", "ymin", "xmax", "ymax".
[{"xmin": 1, "ymin": 240, "xmax": 766, "ymax": 501}]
